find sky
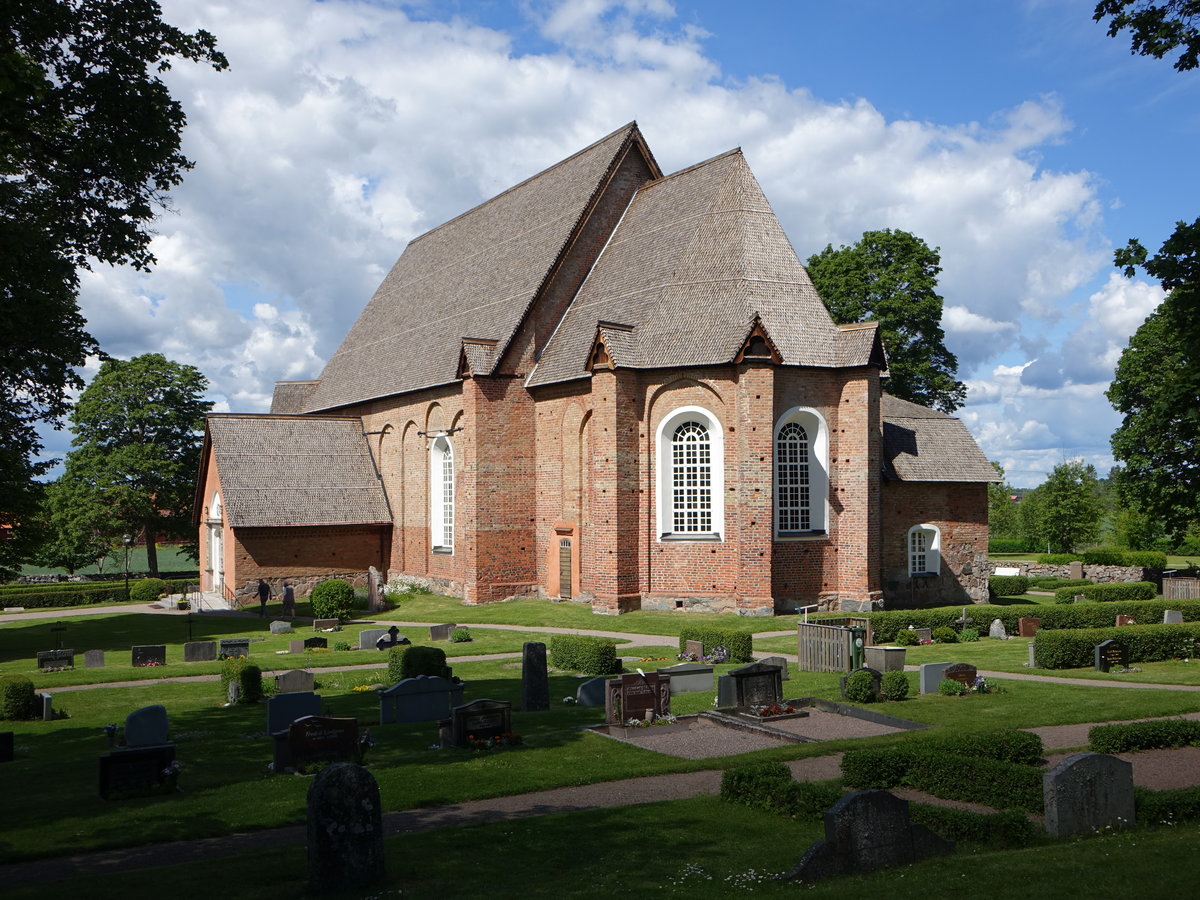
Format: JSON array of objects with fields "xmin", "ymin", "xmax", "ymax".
[{"xmin": 53, "ymin": 0, "xmax": 1200, "ymax": 487}]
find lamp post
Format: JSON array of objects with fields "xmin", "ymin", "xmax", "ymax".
[{"xmin": 123, "ymin": 533, "xmax": 133, "ymax": 602}]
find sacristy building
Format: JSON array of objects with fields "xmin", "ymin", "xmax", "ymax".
[{"xmin": 196, "ymin": 123, "xmax": 998, "ymax": 616}]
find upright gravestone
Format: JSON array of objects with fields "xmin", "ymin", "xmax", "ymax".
[
  {"xmin": 37, "ymin": 649, "xmax": 74, "ymax": 670},
  {"xmin": 267, "ymin": 691, "xmax": 323, "ymax": 735},
  {"xmin": 521, "ymin": 642, "xmax": 550, "ymax": 712},
  {"xmin": 276, "ymin": 669, "xmax": 316, "ymax": 694},
  {"xmin": 918, "ymin": 662, "xmax": 953, "ymax": 695},
  {"xmin": 605, "ymin": 673, "xmax": 671, "ymax": 724},
  {"xmin": 303, "ymin": 637, "xmax": 328, "ymax": 650},
  {"xmin": 685, "ymin": 639, "xmax": 704, "ymax": 659},
  {"xmin": 658, "ymin": 662, "xmax": 715, "ymax": 694},
  {"xmin": 290, "ymin": 639, "xmax": 306, "ymax": 654},
  {"xmin": 270, "ymin": 620, "xmax": 293, "ymax": 635},
  {"xmin": 289, "ymin": 716, "xmax": 359, "ymax": 769},
  {"xmin": 988, "ymin": 619, "xmax": 1008, "ymax": 640},
  {"xmin": 219, "ymin": 638, "xmax": 250, "ymax": 659},
  {"xmin": 942, "ymin": 663, "xmax": 978, "ymax": 689},
  {"xmin": 40, "ymin": 692, "xmax": 53, "ymax": 722},
  {"xmin": 358, "ymin": 628, "xmax": 388, "ymax": 650},
  {"xmin": 429, "ymin": 623, "xmax": 456, "ymax": 641},
  {"xmin": 378, "ymin": 675, "xmax": 465, "ymax": 724},
  {"xmin": 0, "ymin": 730, "xmax": 13, "ymax": 762},
  {"xmin": 450, "ymin": 699, "xmax": 513, "ymax": 747},
  {"xmin": 1095, "ymin": 640, "xmax": 1128, "ymax": 672},
  {"xmin": 124, "ymin": 705, "xmax": 170, "ymax": 748},
  {"xmin": 758, "ymin": 655, "xmax": 790, "ymax": 680},
  {"xmin": 1163, "ymin": 610, "xmax": 1184, "ymax": 625},
  {"xmin": 1070, "ymin": 561, "xmax": 1084, "ymax": 580},
  {"xmin": 1043, "ymin": 752, "xmax": 1135, "ymax": 838},
  {"xmin": 183, "ymin": 641, "xmax": 217, "ymax": 663},
  {"xmin": 375, "ymin": 625, "xmax": 409, "ymax": 650},
  {"xmin": 84, "ymin": 649, "xmax": 105, "ymax": 668},
  {"xmin": 307, "ymin": 763, "xmax": 384, "ymax": 894},
  {"xmin": 716, "ymin": 661, "xmax": 783, "ymax": 709},
  {"xmin": 131, "ymin": 644, "xmax": 166, "ymax": 668},
  {"xmin": 575, "ymin": 676, "xmax": 607, "ymax": 707},
  {"xmin": 1017, "ymin": 617, "xmax": 1040, "ymax": 638},
  {"xmin": 914, "ymin": 627, "xmax": 933, "ymax": 644}
]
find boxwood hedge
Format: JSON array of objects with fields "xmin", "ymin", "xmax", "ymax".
[
  {"xmin": 0, "ymin": 579, "xmax": 194, "ymax": 608},
  {"xmin": 988, "ymin": 575, "xmax": 1030, "ymax": 597},
  {"xmin": 677, "ymin": 626, "xmax": 753, "ymax": 663},
  {"xmin": 1053, "ymin": 581, "xmax": 1157, "ymax": 604},
  {"xmin": 549, "ymin": 635, "xmax": 622, "ymax": 675},
  {"xmin": 1033, "ymin": 623, "xmax": 1200, "ymax": 669},
  {"xmin": 1089, "ymin": 719, "xmax": 1200, "ymax": 753}
]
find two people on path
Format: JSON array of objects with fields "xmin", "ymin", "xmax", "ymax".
[{"xmin": 258, "ymin": 578, "xmax": 296, "ymax": 617}]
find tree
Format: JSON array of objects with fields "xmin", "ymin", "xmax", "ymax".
[
  {"xmin": 1107, "ymin": 220, "xmax": 1200, "ymax": 536},
  {"xmin": 32, "ymin": 476, "xmax": 120, "ymax": 574},
  {"xmin": 987, "ymin": 461, "xmax": 1021, "ymax": 540},
  {"xmin": 806, "ymin": 229, "xmax": 967, "ymax": 413},
  {"xmin": 1040, "ymin": 461, "xmax": 1102, "ymax": 554},
  {"xmin": 62, "ymin": 354, "xmax": 212, "ymax": 575},
  {"xmin": 0, "ymin": 1, "xmax": 226, "ymax": 552},
  {"xmin": 1095, "ymin": 1, "xmax": 1200, "ymax": 71}
]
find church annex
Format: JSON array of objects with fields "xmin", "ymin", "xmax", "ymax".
[{"xmin": 195, "ymin": 123, "xmax": 998, "ymax": 616}]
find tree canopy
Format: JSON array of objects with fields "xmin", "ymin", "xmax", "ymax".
[
  {"xmin": 1095, "ymin": 1, "xmax": 1200, "ymax": 71},
  {"xmin": 59, "ymin": 354, "xmax": 212, "ymax": 575},
  {"xmin": 1039, "ymin": 460, "xmax": 1102, "ymax": 554},
  {"xmin": 805, "ymin": 229, "xmax": 967, "ymax": 413},
  {"xmin": 0, "ymin": 0, "xmax": 226, "ymax": 556}
]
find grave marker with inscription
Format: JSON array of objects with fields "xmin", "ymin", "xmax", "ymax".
[
  {"xmin": 521, "ymin": 642, "xmax": 550, "ymax": 712},
  {"xmin": 307, "ymin": 764, "xmax": 384, "ymax": 893},
  {"xmin": 84, "ymin": 649, "xmax": 104, "ymax": 668},
  {"xmin": 942, "ymin": 663, "xmax": 977, "ymax": 688},
  {"xmin": 183, "ymin": 641, "xmax": 216, "ymax": 663},
  {"xmin": 276, "ymin": 669, "xmax": 315, "ymax": 694},
  {"xmin": 450, "ymin": 699, "xmax": 513, "ymax": 747},
  {"xmin": 1043, "ymin": 753, "xmax": 1135, "ymax": 838},
  {"xmin": 378, "ymin": 675, "xmax": 464, "ymax": 724},
  {"xmin": 131, "ymin": 645, "xmax": 166, "ymax": 668},
  {"xmin": 288, "ymin": 716, "xmax": 359, "ymax": 769},
  {"xmin": 36, "ymin": 649, "xmax": 74, "ymax": 670},
  {"xmin": 219, "ymin": 638, "xmax": 250, "ymax": 659},
  {"xmin": 429, "ymin": 623, "xmax": 457, "ymax": 641},
  {"xmin": 1018, "ymin": 617, "xmax": 1040, "ymax": 638},
  {"xmin": 716, "ymin": 661, "xmax": 783, "ymax": 709},
  {"xmin": 1094, "ymin": 640, "xmax": 1128, "ymax": 672},
  {"xmin": 303, "ymin": 637, "xmax": 328, "ymax": 650},
  {"xmin": 605, "ymin": 672, "xmax": 671, "ymax": 724}
]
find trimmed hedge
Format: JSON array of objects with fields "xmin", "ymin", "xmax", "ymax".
[
  {"xmin": 719, "ymin": 762, "xmax": 844, "ymax": 821},
  {"xmin": 677, "ymin": 626, "xmax": 753, "ymax": 663},
  {"xmin": 988, "ymin": 575, "xmax": 1030, "ymax": 597},
  {"xmin": 1034, "ymin": 622, "xmax": 1200, "ymax": 669},
  {"xmin": 389, "ymin": 645, "xmax": 451, "ymax": 681},
  {"xmin": 0, "ymin": 675, "xmax": 37, "ymax": 720},
  {"xmin": 1037, "ymin": 553, "xmax": 1082, "ymax": 564},
  {"xmin": 129, "ymin": 578, "xmax": 170, "ymax": 604},
  {"xmin": 1031, "ymin": 577, "xmax": 1093, "ymax": 590},
  {"xmin": 924, "ymin": 728, "xmax": 1044, "ymax": 765},
  {"xmin": 1135, "ymin": 785, "xmax": 1200, "ymax": 826},
  {"xmin": 549, "ymin": 635, "xmax": 622, "ymax": 676},
  {"xmin": 1053, "ymin": 581, "xmax": 1156, "ymax": 604},
  {"xmin": 0, "ymin": 579, "xmax": 192, "ymax": 608},
  {"xmin": 908, "ymin": 804, "xmax": 1043, "ymax": 849},
  {"xmin": 220, "ymin": 658, "xmax": 262, "ymax": 705},
  {"xmin": 1089, "ymin": 719, "xmax": 1200, "ymax": 753}
]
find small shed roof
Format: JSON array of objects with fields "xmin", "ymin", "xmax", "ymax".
[{"xmin": 882, "ymin": 394, "xmax": 999, "ymax": 483}]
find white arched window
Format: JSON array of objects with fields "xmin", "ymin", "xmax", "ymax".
[
  {"xmin": 774, "ymin": 408, "xmax": 829, "ymax": 537},
  {"xmin": 908, "ymin": 524, "xmax": 941, "ymax": 576},
  {"xmin": 430, "ymin": 436, "xmax": 454, "ymax": 552},
  {"xmin": 656, "ymin": 406, "xmax": 724, "ymax": 540}
]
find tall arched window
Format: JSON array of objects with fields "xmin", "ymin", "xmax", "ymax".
[
  {"xmin": 656, "ymin": 406, "xmax": 724, "ymax": 540},
  {"xmin": 430, "ymin": 436, "xmax": 454, "ymax": 552},
  {"xmin": 774, "ymin": 408, "xmax": 828, "ymax": 537},
  {"xmin": 908, "ymin": 524, "xmax": 941, "ymax": 576}
]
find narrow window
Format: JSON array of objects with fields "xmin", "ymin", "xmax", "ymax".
[
  {"xmin": 431, "ymin": 436, "xmax": 454, "ymax": 552},
  {"xmin": 775, "ymin": 422, "xmax": 810, "ymax": 532},
  {"xmin": 908, "ymin": 524, "xmax": 940, "ymax": 575},
  {"xmin": 655, "ymin": 406, "xmax": 724, "ymax": 540},
  {"xmin": 672, "ymin": 421, "xmax": 712, "ymax": 533}
]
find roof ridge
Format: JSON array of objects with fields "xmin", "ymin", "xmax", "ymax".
[{"xmin": 637, "ymin": 146, "xmax": 743, "ymax": 192}]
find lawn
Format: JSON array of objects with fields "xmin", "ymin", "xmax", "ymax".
[{"xmin": 16, "ymin": 543, "xmax": 199, "ymax": 577}]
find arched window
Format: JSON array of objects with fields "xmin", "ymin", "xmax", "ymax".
[
  {"xmin": 908, "ymin": 524, "xmax": 941, "ymax": 576},
  {"xmin": 656, "ymin": 406, "xmax": 724, "ymax": 540},
  {"xmin": 430, "ymin": 436, "xmax": 454, "ymax": 552},
  {"xmin": 774, "ymin": 408, "xmax": 828, "ymax": 536}
]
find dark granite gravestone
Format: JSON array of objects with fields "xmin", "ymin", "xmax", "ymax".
[
  {"xmin": 288, "ymin": 716, "xmax": 360, "ymax": 769},
  {"xmin": 36, "ymin": 649, "xmax": 74, "ymax": 670},
  {"xmin": 1018, "ymin": 617, "xmax": 1041, "ymax": 638},
  {"xmin": 0, "ymin": 731, "xmax": 12, "ymax": 762},
  {"xmin": 521, "ymin": 642, "xmax": 550, "ymax": 712},
  {"xmin": 99, "ymin": 744, "xmax": 176, "ymax": 799},
  {"xmin": 183, "ymin": 640, "xmax": 216, "ymax": 663},
  {"xmin": 267, "ymin": 691, "xmax": 323, "ymax": 735},
  {"xmin": 839, "ymin": 666, "xmax": 882, "ymax": 700},
  {"xmin": 716, "ymin": 661, "xmax": 783, "ymax": 709},
  {"xmin": 659, "ymin": 662, "xmax": 715, "ymax": 694},
  {"xmin": 942, "ymin": 663, "xmax": 978, "ymax": 688},
  {"xmin": 378, "ymin": 676, "xmax": 465, "ymax": 724},
  {"xmin": 304, "ymin": 636, "xmax": 328, "ymax": 650},
  {"xmin": 1043, "ymin": 753, "xmax": 1135, "ymax": 838},
  {"xmin": 131, "ymin": 645, "xmax": 166, "ymax": 668},
  {"xmin": 685, "ymin": 639, "xmax": 704, "ymax": 659},
  {"xmin": 1095, "ymin": 640, "xmax": 1128, "ymax": 672},
  {"xmin": 124, "ymin": 705, "xmax": 169, "ymax": 747},
  {"xmin": 307, "ymin": 763, "xmax": 384, "ymax": 894},
  {"xmin": 450, "ymin": 699, "xmax": 513, "ymax": 747},
  {"xmin": 219, "ymin": 638, "xmax": 250, "ymax": 659},
  {"xmin": 605, "ymin": 672, "xmax": 672, "ymax": 724},
  {"xmin": 576, "ymin": 675, "xmax": 607, "ymax": 707},
  {"xmin": 784, "ymin": 790, "xmax": 954, "ymax": 883},
  {"xmin": 84, "ymin": 649, "xmax": 105, "ymax": 668},
  {"xmin": 429, "ymin": 623, "xmax": 456, "ymax": 641},
  {"xmin": 276, "ymin": 669, "xmax": 316, "ymax": 694}
]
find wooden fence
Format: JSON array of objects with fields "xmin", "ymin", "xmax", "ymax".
[
  {"xmin": 796, "ymin": 617, "xmax": 874, "ymax": 673},
  {"xmin": 1164, "ymin": 577, "xmax": 1200, "ymax": 601}
]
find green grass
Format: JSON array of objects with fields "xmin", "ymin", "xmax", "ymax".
[{"xmin": 14, "ymin": 543, "xmax": 198, "ymax": 578}]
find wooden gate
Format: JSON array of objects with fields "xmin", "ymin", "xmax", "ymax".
[
  {"xmin": 1164, "ymin": 577, "xmax": 1200, "ymax": 601},
  {"xmin": 796, "ymin": 617, "xmax": 874, "ymax": 673}
]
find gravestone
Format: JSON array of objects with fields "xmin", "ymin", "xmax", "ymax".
[
  {"xmin": 40, "ymin": 692, "xmax": 53, "ymax": 721},
  {"xmin": 219, "ymin": 638, "xmax": 250, "ymax": 659},
  {"xmin": 450, "ymin": 699, "xmax": 513, "ymax": 748},
  {"xmin": 1028, "ymin": 642, "xmax": 1037, "ymax": 668},
  {"xmin": 304, "ymin": 637, "xmax": 328, "ymax": 650},
  {"xmin": 684, "ymin": 639, "xmax": 704, "ymax": 659},
  {"xmin": 659, "ymin": 662, "xmax": 715, "ymax": 694},
  {"xmin": 269, "ymin": 620, "xmax": 293, "ymax": 635},
  {"xmin": 521, "ymin": 642, "xmax": 550, "ymax": 712},
  {"xmin": 605, "ymin": 672, "xmax": 672, "ymax": 724},
  {"xmin": 575, "ymin": 676, "xmax": 607, "ymax": 707},
  {"xmin": 84, "ymin": 649, "xmax": 104, "ymax": 668},
  {"xmin": 227, "ymin": 682, "xmax": 240, "ymax": 705},
  {"xmin": 1163, "ymin": 609, "xmax": 1184, "ymax": 625},
  {"xmin": 375, "ymin": 625, "xmax": 409, "ymax": 650},
  {"xmin": 914, "ymin": 627, "xmax": 933, "ymax": 644},
  {"xmin": 276, "ymin": 669, "xmax": 316, "ymax": 694},
  {"xmin": 1094, "ymin": 640, "xmax": 1128, "ymax": 672},
  {"xmin": 36, "ymin": 649, "xmax": 74, "ymax": 670},
  {"xmin": 313, "ymin": 619, "xmax": 339, "ymax": 631},
  {"xmin": 918, "ymin": 662, "xmax": 953, "ymax": 695},
  {"xmin": 863, "ymin": 646, "xmax": 906, "ymax": 672},
  {"xmin": 784, "ymin": 790, "xmax": 954, "ymax": 883},
  {"xmin": 716, "ymin": 661, "xmax": 783, "ymax": 710},
  {"xmin": 758, "ymin": 655, "xmax": 790, "ymax": 680},
  {"xmin": 290, "ymin": 639, "xmax": 305, "ymax": 654},
  {"xmin": 839, "ymin": 666, "xmax": 882, "ymax": 701},
  {"xmin": 1070, "ymin": 561, "xmax": 1085, "ymax": 580},
  {"xmin": 378, "ymin": 675, "xmax": 465, "ymax": 724},
  {"xmin": 993, "ymin": 566, "xmax": 1021, "ymax": 577},
  {"xmin": 99, "ymin": 744, "xmax": 176, "ymax": 799},
  {"xmin": 988, "ymin": 619, "xmax": 1008, "ymax": 640},
  {"xmin": 1017, "ymin": 617, "xmax": 1040, "ymax": 638},
  {"xmin": 183, "ymin": 641, "xmax": 216, "ymax": 663},
  {"xmin": 942, "ymin": 663, "xmax": 977, "ymax": 688},
  {"xmin": 0, "ymin": 731, "xmax": 12, "ymax": 762},
  {"xmin": 267, "ymin": 691, "xmax": 322, "ymax": 735},
  {"xmin": 124, "ymin": 705, "xmax": 170, "ymax": 748},
  {"xmin": 288, "ymin": 716, "xmax": 359, "ymax": 769},
  {"xmin": 358, "ymin": 628, "xmax": 388, "ymax": 650},
  {"xmin": 429, "ymin": 623, "xmax": 457, "ymax": 641},
  {"xmin": 1043, "ymin": 752, "xmax": 1135, "ymax": 838},
  {"xmin": 307, "ymin": 763, "xmax": 384, "ymax": 894},
  {"xmin": 1115, "ymin": 614, "xmax": 1137, "ymax": 627},
  {"xmin": 131, "ymin": 644, "xmax": 166, "ymax": 668}
]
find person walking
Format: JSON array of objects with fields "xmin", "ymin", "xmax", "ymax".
[
  {"xmin": 257, "ymin": 578, "xmax": 271, "ymax": 617},
  {"xmin": 282, "ymin": 581, "xmax": 295, "ymax": 617}
]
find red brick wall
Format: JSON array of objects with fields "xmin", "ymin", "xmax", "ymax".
[{"xmin": 228, "ymin": 524, "xmax": 387, "ymax": 602}]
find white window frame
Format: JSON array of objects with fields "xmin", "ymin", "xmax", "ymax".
[
  {"xmin": 655, "ymin": 406, "xmax": 724, "ymax": 541},
  {"xmin": 430, "ymin": 436, "xmax": 454, "ymax": 552},
  {"xmin": 773, "ymin": 407, "xmax": 829, "ymax": 538},
  {"xmin": 908, "ymin": 524, "xmax": 941, "ymax": 576}
]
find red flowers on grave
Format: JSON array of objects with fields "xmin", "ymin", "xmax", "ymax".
[{"xmin": 752, "ymin": 704, "xmax": 797, "ymax": 718}]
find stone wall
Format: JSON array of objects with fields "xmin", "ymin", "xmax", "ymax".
[{"xmin": 989, "ymin": 562, "xmax": 1156, "ymax": 585}]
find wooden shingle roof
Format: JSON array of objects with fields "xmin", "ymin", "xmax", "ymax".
[
  {"xmin": 270, "ymin": 381, "xmax": 318, "ymax": 415},
  {"xmin": 203, "ymin": 414, "xmax": 391, "ymax": 527},
  {"xmin": 882, "ymin": 394, "xmax": 999, "ymax": 483},
  {"xmin": 526, "ymin": 148, "xmax": 854, "ymax": 387}
]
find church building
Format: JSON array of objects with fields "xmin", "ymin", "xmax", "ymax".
[{"xmin": 195, "ymin": 123, "xmax": 998, "ymax": 615}]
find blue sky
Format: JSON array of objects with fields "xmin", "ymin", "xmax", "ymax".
[{"xmin": 56, "ymin": 0, "xmax": 1198, "ymax": 487}]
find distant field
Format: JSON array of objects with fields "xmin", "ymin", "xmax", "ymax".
[{"xmin": 17, "ymin": 544, "xmax": 198, "ymax": 578}]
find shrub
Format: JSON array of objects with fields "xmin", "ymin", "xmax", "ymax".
[
  {"xmin": 719, "ymin": 762, "xmax": 794, "ymax": 809},
  {"xmin": 1034, "ymin": 622, "xmax": 1200, "ymax": 669},
  {"xmin": 926, "ymin": 729, "xmax": 1044, "ymax": 765},
  {"xmin": 1135, "ymin": 785, "xmax": 1200, "ymax": 826},
  {"xmin": 1125, "ymin": 550, "xmax": 1168, "ymax": 569},
  {"xmin": 1082, "ymin": 546, "xmax": 1126, "ymax": 566},
  {"xmin": 988, "ymin": 575, "xmax": 1030, "ymax": 597},
  {"xmin": 391, "ymin": 645, "xmax": 450, "ymax": 681},
  {"xmin": 1089, "ymin": 719, "xmax": 1200, "ymax": 753},
  {"xmin": 842, "ymin": 745, "xmax": 1043, "ymax": 811},
  {"xmin": 844, "ymin": 669, "xmax": 877, "ymax": 703},
  {"xmin": 450, "ymin": 627, "xmax": 472, "ymax": 643},
  {"xmin": 332, "ymin": 641, "xmax": 351, "ymax": 652},
  {"xmin": 1037, "ymin": 553, "xmax": 1082, "ymax": 564},
  {"xmin": 932, "ymin": 626, "xmax": 957, "ymax": 644},
  {"xmin": 309, "ymin": 579, "xmax": 355, "ymax": 620},
  {"xmin": 908, "ymin": 804, "xmax": 1042, "ymax": 848},
  {"xmin": 1031, "ymin": 577, "xmax": 1093, "ymax": 590},
  {"xmin": 841, "ymin": 747, "xmax": 914, "ymax": 788},
  {"xmin": 1053, "ymin": 581, "xmax": 1157, "ymax": 604},
  {"xmin": 129, "ymin": 578, "xmax": 170, "ymax": 603},
  {"xmin": 879, "ymin": 670, "xmax": 909, "ymax": 701},
  {"xmin": 0, "ymin": 579, "xmax": 193, "ymax": 609},
  {"xmin": 677, "ymin": 626, "xmax": 753, "ymax": 663},
  {"xmin": 0, "ymin": 675, "xmax": 36, "ymax": 720},
  {"xmin": 959, "ymin": 628, "xmax": 980, "ymax": 642},
  {"xmin": 939, "ymin": 678, "xmax": 968, "ymax": 696},
  {"xmin": 549, "ymin": 635, "xmax": 621, "ymax": 675},
  {"xmin": 220, "ymin": 658, "xmax": 262, "ymax": 704},
  {"xmin": 893, "ymin": 628, "xmax": 919, "ymax": 646}
]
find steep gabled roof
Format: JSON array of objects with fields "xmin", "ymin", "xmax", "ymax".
[
  {"xmin": 882, "ymin": 394, "xmax": 999, "ymax": 483},
  {"xmin": 304, "ymin": 123, "xmax": 657, "ymax": 412},
  {"xmin": 270, "ymin": 381, "xmax": 319, "ymax": 415},
  {"xmin": 201, "ymin": 414, "xmax": 391, "ymax": 527}
]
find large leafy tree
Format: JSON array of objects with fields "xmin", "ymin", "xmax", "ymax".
[
  {"xmin": 61, "ymin": 354, "xmax": 212, "ymax": 575},
  {"xmin": 1040, "ymin": 460, "xmax": 1102, "ymax": 554},
  {"xmin": 987, "ymin": 461, "xmax": 1021, "ymax": 541},
  {"xmin": 32, "ymin": 476, "xmax": 120, "ymax": 574},
  {"xmin": 806, "ymin": 229, "xmax": 967, "ymax": 413},
  {"xmin": 1095, "ymin": 1, "xmax": 1200, "ymax": 71},
  {"xmin": 0, "ymin": 1, "xmax": 226, "ymax": 569}
]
